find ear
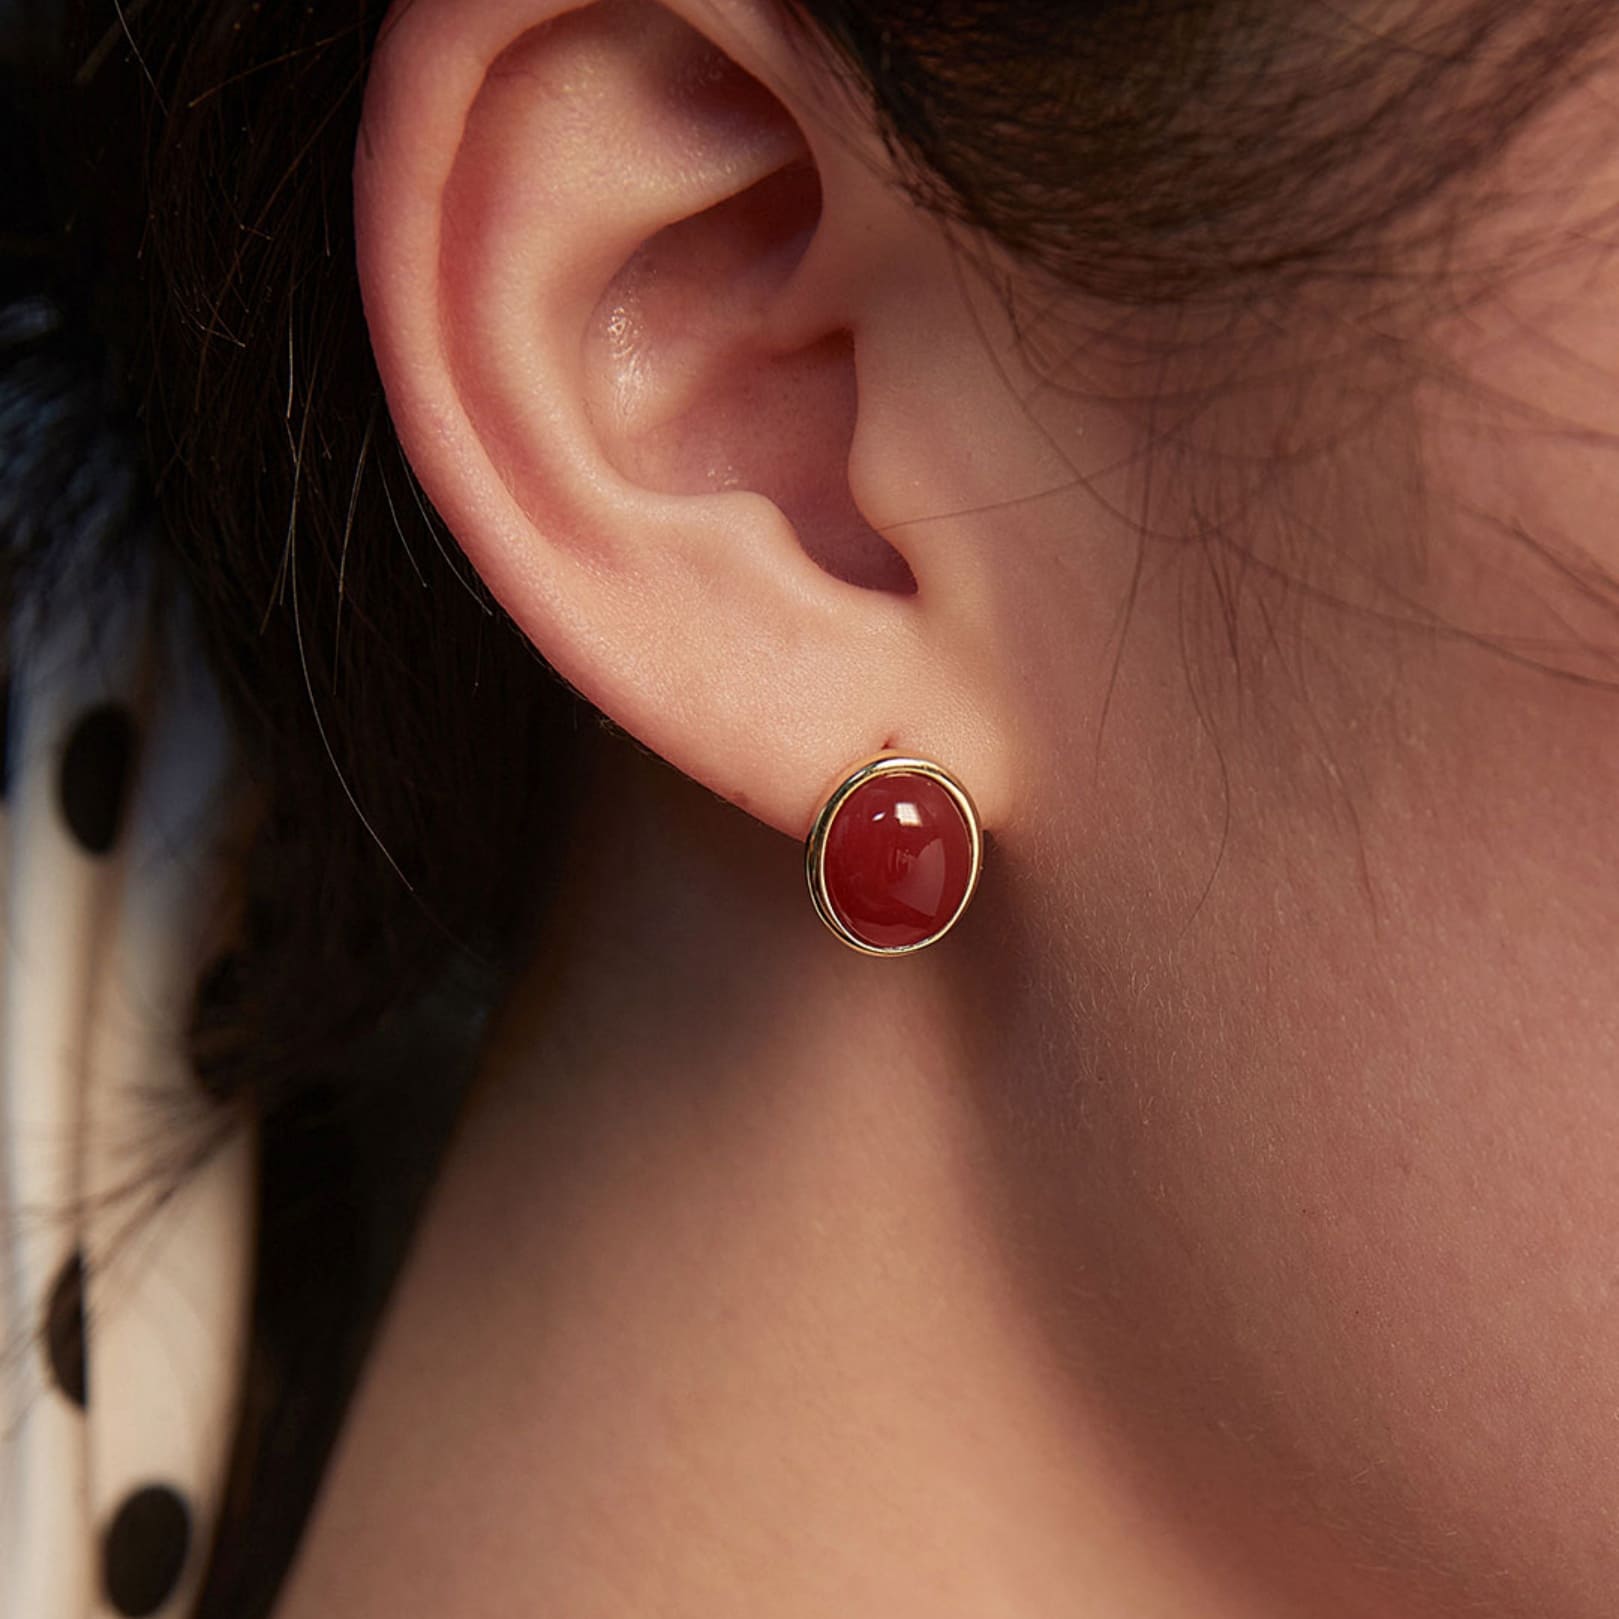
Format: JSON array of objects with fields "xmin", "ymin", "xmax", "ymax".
[{"xmin": 353, "ymin": 0, "xmax": 1018, "ymax": 839}]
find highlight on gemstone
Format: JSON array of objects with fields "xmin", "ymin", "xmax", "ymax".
[{"xmin": 815, "ymin": 765, "xmax": 977, "ymax": 951}]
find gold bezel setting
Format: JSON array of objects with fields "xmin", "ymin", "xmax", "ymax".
[{"xmin": 804, "ymin": 753, "xmax": 984, "ymax": 957}]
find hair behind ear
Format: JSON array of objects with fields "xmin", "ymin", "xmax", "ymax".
[{"xmin": 119, "ymin": 0, "xmax": 598, "ymax": 1115}]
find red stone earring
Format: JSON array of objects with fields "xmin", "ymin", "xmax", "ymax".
[{"xmin": 805, "ymin": 753, "xmax": 984, "ymax": 956}]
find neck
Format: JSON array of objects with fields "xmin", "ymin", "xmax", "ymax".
[{"xmin": 275, "ymin": 737, "xmax": 1295, "ymax": 1619}]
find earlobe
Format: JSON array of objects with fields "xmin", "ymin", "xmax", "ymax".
[{"xmin": 354, "ymin": 0, "xmax": 1017, "ymax": 841}]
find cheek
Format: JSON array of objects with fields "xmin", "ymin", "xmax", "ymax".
[{"xmin": 998, "ymin": 586, "xmax": 1619, "ymax": 1614}]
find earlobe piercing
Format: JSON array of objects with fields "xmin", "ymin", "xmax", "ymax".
[{"xmin": 805, "ymin": 753, "xmax": 984, "ymax": 955}]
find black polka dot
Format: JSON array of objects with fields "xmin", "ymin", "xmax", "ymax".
[
  {"xmin": 187, "ymin": 951, "xmax": 247, "ymax": 1102},
  {"xmin": 192, "ymin": 950, "xmax": 243, "ymax": 1016},
  {"xmin": 43, "ymin": 1249, "xmax": 87, "ymax": 1408},
  {"xmin": 103, "ymin": 1485, "xmax": 192, "ymax": 1617},
  {"xmin": 59, "ymin": 702, "xmax": 137, "ymax": 855}
]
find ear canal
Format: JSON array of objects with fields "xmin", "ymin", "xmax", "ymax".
[{"xmin": 582, "ymin": 156, "xmax": 917, "ymax": 595}]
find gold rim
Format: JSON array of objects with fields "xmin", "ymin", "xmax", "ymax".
[{"xmin": 804, "ymin": 753, "xmax": 984, "ymax": 957}]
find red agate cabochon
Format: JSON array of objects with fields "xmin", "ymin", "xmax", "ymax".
[{"xmin": 821, "ymin": 770, "xmax": 976, "ymax": 951}]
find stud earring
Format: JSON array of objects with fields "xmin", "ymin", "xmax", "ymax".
[{"xmin": 805, "ymin": 752, "xmax": 984, "ymax": 956}]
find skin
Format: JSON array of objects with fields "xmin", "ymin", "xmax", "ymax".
[{"xmin": 273, "ymin": 2, "xmax": 1619, "ymax": 1614}]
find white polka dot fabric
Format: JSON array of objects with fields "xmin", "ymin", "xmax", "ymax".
[{"xmin": 1, "ymin": 549, "xmax": 254, "ymax": 1619}]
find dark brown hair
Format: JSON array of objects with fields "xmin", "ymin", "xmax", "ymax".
[{"xmin": 5, "ymin": 2, "xmax": 1618, "ymax": 1612}]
